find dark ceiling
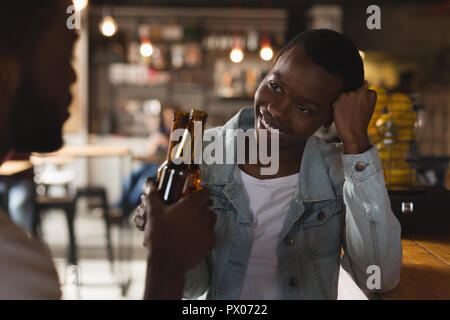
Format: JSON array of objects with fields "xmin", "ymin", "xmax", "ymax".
[{"xmin": 90, "ymin": 0, "xmax": 447, "ymax": 9}]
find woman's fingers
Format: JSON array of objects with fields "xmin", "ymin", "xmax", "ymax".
[
  {"xmin": 134, "ymin": 212, "xmax": 145, "ymax": 231},
  {"xmin": 144, "ymin": 177, "xmax": 158, "ymax": 195},
  {"xmin": 134, "ymin": 200, "xmax": 147, "ymax": 231}
]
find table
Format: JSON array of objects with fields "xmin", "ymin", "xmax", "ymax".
[
  {"xmin": 33, "ymin": 144, "xmax": 131, "ymax": 206},
  {"xmin": 34, "ymin": 144, "xmax": 130, "ymax": 158},
  {"xmin": 378, "ymin": 235, "xmax": 450, "ymax": 300},
  {"xmin": 0, "ymin": 160, "xmax": 33, "ymax": 176},
  {"xmin": 30, "ymin": 155, "xmax": 75, "ymax": 167}
]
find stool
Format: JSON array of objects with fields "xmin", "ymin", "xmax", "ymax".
[
  {"xmin": 74, "ymin": 186, "xmax": 114, "ymax": 271},
  {"xmin": 35, "ymin": 195, "xmax": 78, "ymax": 265}
]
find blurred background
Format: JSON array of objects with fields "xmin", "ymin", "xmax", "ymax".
[{"xmin": 0, "ymin": 0, "xmax": 449, "ymax": 299}]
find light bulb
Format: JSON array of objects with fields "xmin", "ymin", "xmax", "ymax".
[
  {"xmin": 260, "ymin": 46, "xmax": 274, "ymax": 61},
  {"xmin": 100, "ymin": 16, "xmax": 117, "ymax": 37},
  {"xmin": 72, "ymin": 0, "xmax": 88, "ymax": 11},
  {"xmin": 140, "ymin": 41, "xmax": 153, "ymax": 57},
  {"xmin": 230, "ymin": 47, "xmax": 244, "ymax": 63}
]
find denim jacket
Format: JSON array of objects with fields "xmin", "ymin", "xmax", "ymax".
[{"xmin": 184, "ymin": 107, "xmax": 402, "ymax": 300}]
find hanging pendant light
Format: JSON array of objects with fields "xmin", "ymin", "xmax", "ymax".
[
  {"xmin": 260, "ymin": 37, "xmax": 273, "ymax": 61},
  {"xmin": 99, "ymin": 6, "xmax": 117, "ymax": 37},
  {"xmin": 140, "ymin": 38, "xmax": 153, "ymax": 57},
  {"xmin": 230, "ymin": 40, "xmax": 244, "ymax": 63},
  {"xmin": 100, "ymin": 16, "xmax": 117, "ymax": 37},
  {"xmin": 72, "ymin": 0, "xmax": 88, "ymax": 11}
]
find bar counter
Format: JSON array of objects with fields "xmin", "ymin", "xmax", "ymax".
[{"xmin": 378, "ymin": 235, "xmax": 450, "ymax": 300}]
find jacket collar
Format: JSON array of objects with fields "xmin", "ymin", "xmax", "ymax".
[{"xmin": 206, "ymin": 107, "xmax": 336, "ymax": 202}]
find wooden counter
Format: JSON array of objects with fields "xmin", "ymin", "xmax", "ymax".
[
  {"xmin": 379, "ymin": 235, "xmax": 450, "ymax": 300},
  {"xmin": 34, "ymin": 144, "xmax": 130, "ymax": 158}
]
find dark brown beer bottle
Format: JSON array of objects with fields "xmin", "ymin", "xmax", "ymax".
[
  {"xmin": 156, "ymin": 111, "xmax": 189, "ymax": 181},
  {"xmin": 157, "ymin": 109, "xmax": 207, "ymax": 205},
  {"xmin": 184, "ymin": 109, "xmax": 208, "ymax": 194}
]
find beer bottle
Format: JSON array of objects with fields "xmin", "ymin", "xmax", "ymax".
[
  {"xmin": 156, "ymin": 111, "xmax": 189, "ymax": 181},
  {"xmin": 184, "ymin": 109, "xmax": 208, "ymax": 194},
  {"xmin": 157, "ymin": 109, "xmax": 207, "ymax": 205}
]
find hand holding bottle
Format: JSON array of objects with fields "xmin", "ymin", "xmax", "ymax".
[{"xmin": 137, "ymin": 178, "xmax": 216, "ymax": 272}]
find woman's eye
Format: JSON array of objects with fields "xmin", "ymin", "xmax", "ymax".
[
  {"xmin": 296, "ymin": 104, "xmax": 310, "ymax": 114},
  {"xmin": 269, "ymin": 81, "xmax": 283, "ymax": 95}
]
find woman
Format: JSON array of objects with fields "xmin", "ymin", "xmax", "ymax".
[{"xmin": 136, "ymin": 29, "xmax": 402, "ymax": 300}]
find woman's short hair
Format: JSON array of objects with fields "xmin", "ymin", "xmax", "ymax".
[{"xmin": 276, "ymin": 29, "xmax": 364, "ymax": 92}]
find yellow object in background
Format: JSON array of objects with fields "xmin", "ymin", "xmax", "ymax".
[
  {"xmin": 368, "ymin": 86, "xmax": 389, "ymax": 142},
  {"xmin": 376, "ymin": 141, "xmax": 410, "ymax": 162},
  {"xmin": 374, "ymin": 92, "xmax": 417, "ymax": 190},
  {"xmin": 372, "ymin": 86, "xmax": 389, "ymax": 110},
  {"xmin": 388, "ymin": 93, "xmax": 413, "ymax": 112},
  {"xmin": 377, "ymin": 140, "xmax": 415, "ymax": 189},
  {"xmin": 375, "ymin": 112, "xmax": 393, "ymax": 138},
  {"xmin": 374, "ymin": 93, "xmax": 417, "ymax": 141}
]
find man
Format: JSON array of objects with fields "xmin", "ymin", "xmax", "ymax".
[
  {"xmin": 0, "ymin": 0, "xmax": 77, "ymax": 299},
  {"xmin": 0, "ymin": 0, "xmax": 215, "ymax": 299},
  {"xmin": 136, "ymin": 30, "xmax": 402, "ymax": 299}
]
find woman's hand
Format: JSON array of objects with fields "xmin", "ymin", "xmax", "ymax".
[{"xmin": 332, "ymin": 81, "xmax": 377, "ymax": 154}]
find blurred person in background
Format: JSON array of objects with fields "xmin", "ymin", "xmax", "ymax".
[
  {"xmin": 116, "ymin": 105, "xmax": 178, "ymax": 218},
  {"xmin": 0, "ymin": 151, "xmax": 35, "ymax": 234}
]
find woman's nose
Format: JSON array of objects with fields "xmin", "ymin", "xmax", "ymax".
[{"xmin": 267, "ymin": 100, "xmax": 289, "ymax": 120}]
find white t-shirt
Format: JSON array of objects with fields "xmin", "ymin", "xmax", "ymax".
[{"xmin": 238, "ymin": 169, "xmax": 299, "ymax": 300}]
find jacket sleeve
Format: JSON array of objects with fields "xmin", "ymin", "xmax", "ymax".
[{"xmin": 340, "ymin": 145, "xmax": 402, "ymax": 293}]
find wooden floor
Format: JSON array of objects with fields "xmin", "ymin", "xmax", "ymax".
[
  {"xmin": 379, "ymin": 235, "xmax": 450, "ymax": 300},
  {"xmin": 40, "ymin": 210, "xmax": 449, "ymax": 300}
]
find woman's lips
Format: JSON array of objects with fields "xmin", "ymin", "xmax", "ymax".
[{"xmin": 257, "ymin": 110, "xmax": 290, "ymax": 135}]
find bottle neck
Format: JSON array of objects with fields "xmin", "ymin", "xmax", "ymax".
[
  {"xmin": 187, "ymin": 118, "xmax": 206, "ymax": 163},
  {"xmin": 173, "ymin": 110, "xmax": 207, "ymax": 163},
  {"xmin": 166, "ymin": 112, "xmax": 189, "ymax": 162}
]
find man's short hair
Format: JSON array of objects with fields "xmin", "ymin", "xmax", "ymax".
[
  {"xmin": 0, "ymin": 0, "xmax": 59, "ymax": 56},
  {"xmin": 276, "ymin": 29, "xmax": 364, "ymax": 92}
]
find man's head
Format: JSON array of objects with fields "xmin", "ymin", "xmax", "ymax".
[
  {"xmin": 0, "ymin": 0, "xmax": 77, "ymax": 156},
  {"xmin": 254, "ymin": 29, "xmax": 364, "ymax": 149}
]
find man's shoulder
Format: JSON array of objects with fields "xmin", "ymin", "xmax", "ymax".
[{"xmin": 0, "ymin": 211, "xmax": 61, "ymax": 299}]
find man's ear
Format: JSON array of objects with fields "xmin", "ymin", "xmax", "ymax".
[{"xmin": 0, "ymin": 54, "xmax": 21, "ymax": 104}]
